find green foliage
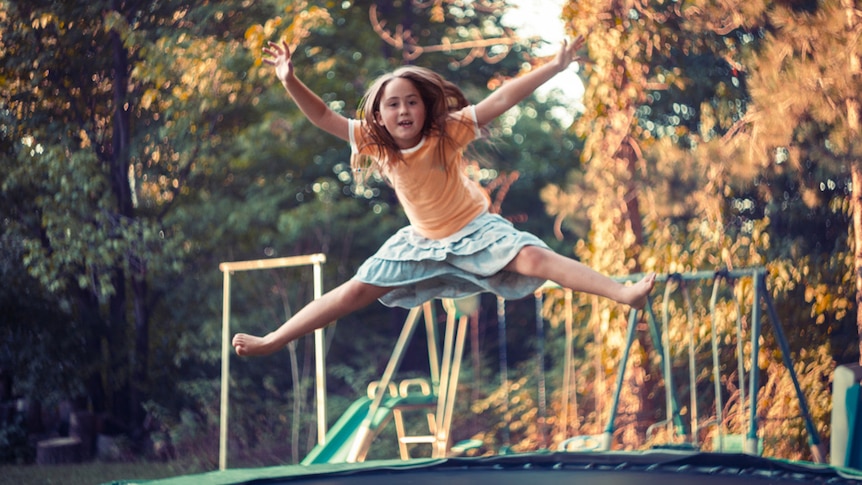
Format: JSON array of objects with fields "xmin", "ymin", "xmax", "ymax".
[
  {"xmin": 0, "ymin": 0, "xmax": 284, "ymax": 449},
  {"xmin": 0, "ymin": 413, "xmax": 33, "ymax": 464},
  {"xmin": 0, "ymin": 231, "xmax": 89, "ymax": 408}
]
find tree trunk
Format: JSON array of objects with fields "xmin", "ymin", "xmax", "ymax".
[
  {"xmin": 619, "ymin": 138, "xmax": 645, "ymax": 252},
  {"xmin": 852, "ymin": 161, "xmax": 862, "ymax": 365},
  {"xmin": 78, "ymin": 287, "xmax": 108, "ymax": 415},
  {"xmin": 618, "ymin": 136, "xmax": 656, "ymax": 445},
  {"xmin": 108, "ymin": 272, "xmax": 129, "ymax": 423},
  {"xmin": 109, "ymin": 6, "xmax": 145, "ymax": 433},
  {"xmin": 110, "ymin": 28, "xmax": 132, "ymax": 217},
  {"xmin": 132, "ymin": 276, "xmax": 149, "ymax": 432}
]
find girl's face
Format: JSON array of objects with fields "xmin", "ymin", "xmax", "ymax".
[{"xmin": 375, "ymin": 77, "xmax": 427, "ymax": 149}]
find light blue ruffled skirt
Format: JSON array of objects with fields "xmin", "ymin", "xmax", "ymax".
[{"xmin": 354, "ymin": 211, "xmax": 549, "ymax": 308}]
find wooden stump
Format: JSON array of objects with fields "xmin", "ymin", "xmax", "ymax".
[{"xmin": 36, "ymin": 437, "xmax": 82, "ymax": 465}]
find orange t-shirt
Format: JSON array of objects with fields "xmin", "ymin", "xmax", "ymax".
[{"xmin": 349, "ymin": 106, "xmax": 490, "ymax": 240}]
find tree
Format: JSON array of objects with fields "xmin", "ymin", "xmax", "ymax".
[
  {"xmin": 0, "ymin": 0, "xmax": 272, "ymax": 435},
  {"xmin": 717, "ymin": 0, "xmax": 861, "ymax": 360}
]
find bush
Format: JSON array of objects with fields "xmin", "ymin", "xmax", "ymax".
[{"xmin": 0, "ymin": 412, "xmax": 34, "ymax": 464}]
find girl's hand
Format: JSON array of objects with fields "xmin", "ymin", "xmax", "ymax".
[
  {"xmin": 555, "ymin": 35, "xmax": 586, "ymax": 72},
  {"xmin": 262, "ymin": 40, "xmax": 294, "ymax": 83}
]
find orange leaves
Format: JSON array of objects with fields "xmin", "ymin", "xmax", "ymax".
[
  {"xmin": 31, "ymin": 12, "xmax": 57, "ymax": 30},
  {"xmin": 245, "ymin": 6, "xmax": 333, "ymax": 70},
  {"xmin": 244, "ymin": 18, "xmax": 282, "ymax": 65}
]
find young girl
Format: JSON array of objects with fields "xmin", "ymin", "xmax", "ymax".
[{"xmin": 232, "ymin": 36, "xmax": 656, "ymax": 357}]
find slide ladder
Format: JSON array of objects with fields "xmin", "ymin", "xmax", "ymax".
[{"xmin": 301, "ymin": 379, "xmax": 436, "ymax": 465}]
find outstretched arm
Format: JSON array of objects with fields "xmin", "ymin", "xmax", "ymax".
[
  {"xmin": 263, "ymin": 40, "xmax": 350, "ymax": 141},
  {"xmin": 474, "ymin": 35, "xmax": 585, "ymax": 127}
]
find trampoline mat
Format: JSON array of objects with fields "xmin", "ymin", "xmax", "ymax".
[
  {"xmin": 282, "ymin": 469, "xmax": 813, "ymax": 484},
  {"xmin": 117, "ymin": 451, "xmax": 862, "ymax": 485}
]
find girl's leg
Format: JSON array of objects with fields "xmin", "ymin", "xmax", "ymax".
[
  {"xmin": 232, "ymin": 279, "xmax": 391, "ymax": 357},
  {"xmin": 503, "ymin": 246, "xmax": 655, "ymax": 308}
]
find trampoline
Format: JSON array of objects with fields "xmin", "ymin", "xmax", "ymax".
[
  {"xmin": 183, "ymin": 261, "xmax": 859, "ymax": 485},
  {"xmin": 112, "ymin": 451, "xmax": 862, "ymax": 484}
]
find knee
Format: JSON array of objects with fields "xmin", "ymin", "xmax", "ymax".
[{"xmin": 511, "ymin": 246, "xmax": 550, "ymax": 275}]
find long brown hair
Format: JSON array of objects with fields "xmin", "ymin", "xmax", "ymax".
[{"xmin": 351, "ymin": 65, "xmax": 473, "ymax": 180}]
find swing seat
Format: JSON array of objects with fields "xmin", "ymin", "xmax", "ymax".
[
  {"xmin": 450, "ymin": 439, "xmax": 484, "ymax": 456},
  {"xmin": 558, "ymin": 435, "xmax": 607, "ymax": 452},
  {"xmin": 712, "ymin": 433, "xmax": 763, "ymax": 455}
]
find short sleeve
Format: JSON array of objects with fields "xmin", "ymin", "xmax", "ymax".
[
  {"xmin": 464, "ymin": 105, "xmax": 481, "ymax": 140},
  {"xmin": 348, "ymin": 118, "xmax": 361, "ymax": 156},
  {"xmin": 447, "ymin": 106, "xmax": 481, "ymax": 147}
]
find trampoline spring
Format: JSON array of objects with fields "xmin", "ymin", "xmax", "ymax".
[{"xmin": 748, "ymin": 468, "xmax": 773, "ymax": 479}]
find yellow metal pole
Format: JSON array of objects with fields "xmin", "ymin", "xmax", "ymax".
[
  {"xmin": 313, "ymin": 261, "xmax": 327, "ymax": 445},
  {"xmin": 562, "ymin": 289, "xmax": 573, "ymax": 437},
  {"xmin": 437, "ymin": 314, "xmax": 469, "ymax": 457},
  {"xmin": 423, "ymin": 302, "xmax": 441, "ymax": 392},
  {"xmin": 219, "ymin": 270, "xmax": 231, "ymax": 471},
  {"xmin": 434, "ymin": 307, "xmax": 456, "ymax": 457}
]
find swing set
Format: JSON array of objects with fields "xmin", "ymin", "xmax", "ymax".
[{"xmin": 552, "ymin": 268, "xmax": 824, "ymax": 463}]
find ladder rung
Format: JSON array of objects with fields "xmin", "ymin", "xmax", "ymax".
[{"xmin": 399, "ymin": 436, "xmax": 435, "ymax": 444}]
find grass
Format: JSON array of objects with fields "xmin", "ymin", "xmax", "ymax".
[{"xmin": 0, "ymin": 461, "xmax": 204, "ymax": 485}]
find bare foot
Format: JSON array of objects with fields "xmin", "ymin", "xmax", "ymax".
[
  {"xmin": 232, "ymin": 333, "xmax": 278, "ymax": 357},
  {"xmin": 623, "ymin": 273, "xmax": 656, "ymax": 309}
]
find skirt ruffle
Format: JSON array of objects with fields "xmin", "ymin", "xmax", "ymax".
[{"xmin": 354, "ymin": 212, "xmax": 549, "ymax": 308}]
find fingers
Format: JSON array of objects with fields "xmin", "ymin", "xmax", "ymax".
[
  {"xmin": 555, "ymin": 38, "xmax": 577, "ymax": 69},
  {"xmin": 561, "ymin": 34, "xmax": 586, "ymax": 66},
  {"xmin": 266, "ymin": 40, "xmax": 285, "ymax": 52},
  {"xmin": 566, "ymin": 35, "xmax": 583, "ymax": 56},
  {"xmin": 262, "ymin": 41, "xmax": 282, "ymax": 58},
  {"xmin": 262, "ymin": 40, "xmax": 291, "ymax": 65},
  {"xmin": 571, "ymin": 34, "xmax": 585, "ymax": 50}
]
